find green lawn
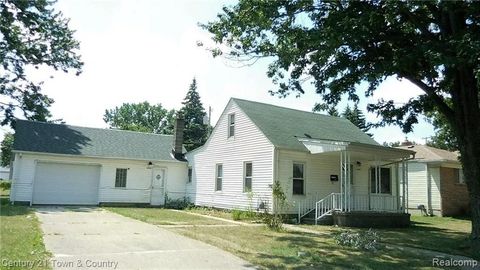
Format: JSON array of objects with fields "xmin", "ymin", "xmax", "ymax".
[
  {"xmin": 0, "ymin": 188, "xmax": 51, "ymax": 270},
  {"xmin": 105, "ymin": 207, "xmax": 230, "ymax": 225},
  {"xmin": 112, "ymin": 207, "xmax": 454, "ymax": 269},
  {"xmin": 300, "ymin": 215, "xmax": 475, "ymax": 259},
  {"xmin": 186, "ymin": 207, "xmax": 263, "ymax": 223},
  {"xmin": 168, "ymin": 225, "xmax": 443, "ymax": 270}
]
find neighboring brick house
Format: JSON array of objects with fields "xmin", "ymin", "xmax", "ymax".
[{"xmin": 397, "ymin": 144, "xmax": 469, "ymax": 216}]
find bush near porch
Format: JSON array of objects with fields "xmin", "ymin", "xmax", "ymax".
[{"xmin": 0, "ymin": 188, "xmax": 52, "ymax": 270}]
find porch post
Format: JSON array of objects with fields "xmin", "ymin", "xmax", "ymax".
[
  {"xmin": 340, "ymin": 151, "xmax": 343, "ymax": 211},
  {"xmin": 346, "ymin": 150, "xmax": 351, "ymax": 212},
  {"xmin": 401, "ymin": 158, "xmax": 406, "ymax": 212},
  {"xmin": 405, "ymin": 161, "xmax": 409, "ymax": 214},
  {"xmin": 395, "ymin": 160, "xmax": 400, "ymax": 212}
]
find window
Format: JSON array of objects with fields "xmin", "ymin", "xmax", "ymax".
[
  {"xmin": 187, "ymin": 167, "xmax": 192, "ymax": 183},
  {"xmin": 215, "ymin": 164, "xmax": 223, "ymax": 191},
  {"xmin": 115, "ymin": 168, "xmax": 127, "ymax": 188},
  {"xmin": 370, "ymin": 167, "xmax": 391, "ymax": 194},
  {"xmin": 228, "ymin": 113, "xmax": 235, "ymax": 138},
  {"xmin": 455, "ymin": 168, "xmax": 465, "ymax": 184},
  {"xmin": 244, "ymin": 162, "xmax": 252, "ymax": 192},
  {"xmin": 293, "ymin": 163, "xmax": 305, "ymax": 195}
]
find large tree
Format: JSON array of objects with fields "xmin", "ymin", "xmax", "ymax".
[
  {"xmin": 0, "ymin": 132, "xmax": 13, "ymax": 167},
  {"xmin": 202, "ymin": 1, "xmax": 480, "ymax": 251},
  {"xmin": 180, "ymin": 78, "xmax": 208, "ymax": 151},
  {"xmin": 1, "ymin": 0, "xmax": 82, "ymax": 127},
  {"xmin": 104, "ymin": 102, "xmax": 175, "ymax": 134}
]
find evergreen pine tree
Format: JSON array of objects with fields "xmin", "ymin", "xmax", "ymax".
[
  {"xmin": 342, "ymin": 104, "xmax": 371, "ymax": 136},
  {"xmin": 180, "ymin": 78, "xmax": 208, "ymax": 151},
  {"xmin": 327, "ymin": 107, "xmax": 340, "ymax": 117}
]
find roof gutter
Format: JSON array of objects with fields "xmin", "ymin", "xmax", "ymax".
[{"xmin": 11, "ymin": 150, "xmax": 187, "ymax": 164}]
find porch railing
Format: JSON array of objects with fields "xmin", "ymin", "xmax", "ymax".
[
  {"xmin": 314, "ymin": 193, "xmax": 342, "ymax": 224},
  {"xmin": 296, "ymin": 192, "xmax": 321, "ymax": 222},
  {"xmin": 309, "ymin": 193, "xmax": 405, "ymax": 225},
  {"xmin": 350, "ymin": 194, "xmax": 404, "ymax": 212}
]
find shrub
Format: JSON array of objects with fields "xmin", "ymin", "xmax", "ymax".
[
  {"xmin": 0, "ymin": 181, "xmax": 11, "ymax": 190},
  {"xmin": 164, "ymin": 196, "xmax": 194, "ymax": 210},
  {"xmin": 333, "ymin": 229, "xmax": 381, "ymax": 251},
  {"xmin": 264, "ymin": 181, "xmax": 288, "ymax": 231}
]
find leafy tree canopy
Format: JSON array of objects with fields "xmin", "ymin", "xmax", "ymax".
[
  {"xmin": 180, "ymin": 78, "xmax": 208, "ymax": 151},
  {"xmin": 0, "ymin": 132, "xmax": 13, "ymax": 167},
  {"xmin": 426, "ymin": 110, "xmax": 458, "ymax": 151},
  {"xmin": 104, "ymin": 102, "xmax": 175, "ymax": 134},
  {"xmin": 1, "ymin": 0, "xmax": 83, "ymax": 127}
]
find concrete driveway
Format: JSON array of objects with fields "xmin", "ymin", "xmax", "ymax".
[{"xmin": 35, "ymin": 207, "xmax": 254, "ymax": 270}]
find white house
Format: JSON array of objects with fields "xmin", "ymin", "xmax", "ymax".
[
  {"xmin": 396, "ymin": 144, "xmax": 468, "ymax": 216},
  {"xmin": 186, "ymin": 98, "xmax": 415, "ymax": 225},
  {"xmin": 9, "ymin": 119, "xmax": 188, "ymax": 206}
]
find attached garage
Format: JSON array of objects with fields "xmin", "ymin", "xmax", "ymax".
[{"xmin": 33, "ymin": 162, "xmax": 100, "ymax": 205}]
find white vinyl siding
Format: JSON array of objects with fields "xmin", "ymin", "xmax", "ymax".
[
  {"xmin": 428, "ymin": 166, "xmax": 441, "ymax": 211},
  {"xmin": 10, "ymin": 153, "xmax": 188, "ymax": 204},
  {"xmin": 402, "ymin": 162, "xmax": 427, "ymax": 210},
  {"xmin": 185, "ymin": 101, "xmax": 274, "ymax": 211}
]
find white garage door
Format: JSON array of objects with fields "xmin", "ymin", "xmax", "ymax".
[{"xmin": 33, "ymin": 162, "xmax": 100, "ymax": 205}]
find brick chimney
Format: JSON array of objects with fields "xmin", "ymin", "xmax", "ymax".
[{"xmin": 172, "ymin": 113, "xmax": 185, "ymax": 160}]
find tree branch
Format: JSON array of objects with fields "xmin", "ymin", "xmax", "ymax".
[{"xmin": 403, "ymin": 75, "xmax": 454, "ymax": 122}]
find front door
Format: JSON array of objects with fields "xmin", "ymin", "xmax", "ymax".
[{"xmin": 150, "ymin": 168, "xmax": 166, "ymax": 205}]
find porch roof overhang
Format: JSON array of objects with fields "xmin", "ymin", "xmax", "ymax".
[{"xmin": 298, "ymin": 138, "xmax": 415, "ymax": 161}]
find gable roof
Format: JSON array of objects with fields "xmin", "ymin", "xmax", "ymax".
[
  {"xmin": 232, "ymin": 98, "xmax": 379, "ymax": 152},
  {"xmin": 13, "ymin": 120, "xmax": 181, "ymax": 162},
  {"xmin": 396, "ymin": 144, "xmax": 459, "ymax": 163}
]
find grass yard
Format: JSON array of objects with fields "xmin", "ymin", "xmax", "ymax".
[
  {"xmin": 105, "ymin": 207, "xmax": 231, "ymax": 225},
  {"xmin": 168, "ymin": 225, "xmax": 443, "ymax": 270},
  {"xmin": 186, "ymin": 207, "xmax": 263, "ymax": 223},
  {"xmin": 301, "ymin": 215, "xmax": 475, "ymax": 259},
  {"xmin": 0, "ymin": 188, "xmax": 51, "ymax": 270}
]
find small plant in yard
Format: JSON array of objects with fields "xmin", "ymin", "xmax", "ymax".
[
  {"xmin": 0, "ymin": 180, "xmax": 11, "ymax": 190},
  {"xmin": 264, "ymin": 181, "xmax": 288, "ymax": 231},
  {"xmin": 333, "ymin": 229, "xmax": 381, "ymax": 252}
]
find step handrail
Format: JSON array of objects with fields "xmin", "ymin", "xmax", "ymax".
[{"xmin": 315, "ymin": 193, "xmax": 341, "ymax": 225}]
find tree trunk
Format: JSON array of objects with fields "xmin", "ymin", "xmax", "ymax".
[
  {"xmin": 450, "ymin": 66, "xmax": 480, "ymax": 258},
  {"xmin": 462, "ymin": 150, "xmax": 480, "ymax": 258}
]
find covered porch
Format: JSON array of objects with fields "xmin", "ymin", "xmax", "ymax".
[{"xmin": 294, "ymin": 138, "xmax": 415, "ymax": 227}]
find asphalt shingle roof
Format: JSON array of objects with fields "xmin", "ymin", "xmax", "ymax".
[
  {"xmin": 396, "ymin": 144, "xmax": 459, "ymax": 163},
  {"xmin": 232, "ymin": 98, "xmax": 379, "ymax": 152},
  {"xmin": 13, "ymin": 120, "xmax": 180, "ymax": 161}
]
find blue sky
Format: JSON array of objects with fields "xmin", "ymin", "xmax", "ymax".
[{"xmin": 0, "ymin": 0, "xmax": 434, "ymax": 144}]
